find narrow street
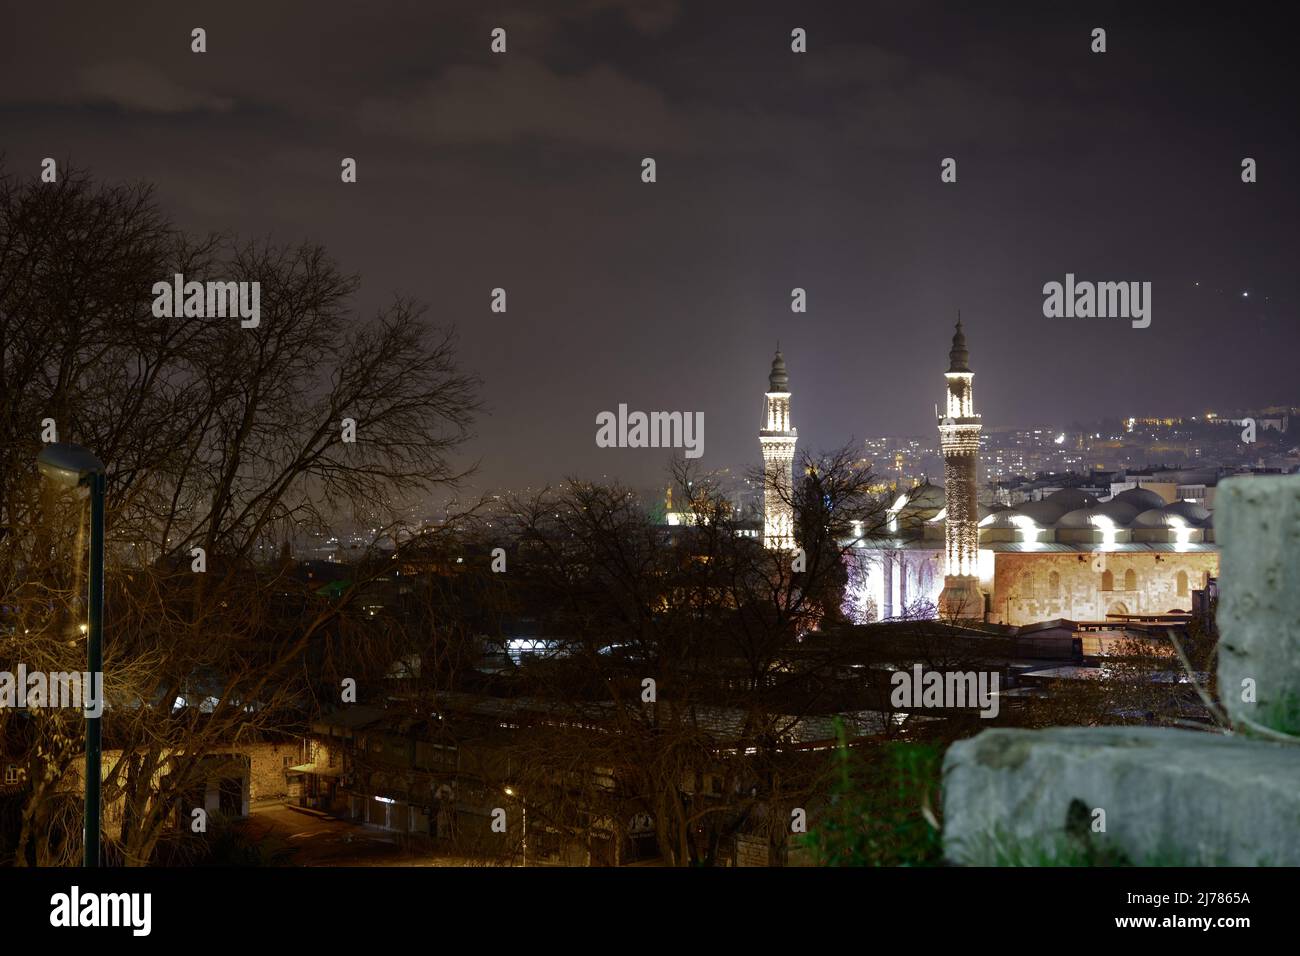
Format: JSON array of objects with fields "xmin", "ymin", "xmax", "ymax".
[{"xmin": 248, "ymin": 804, "xmax": 498, "ymax": 867}]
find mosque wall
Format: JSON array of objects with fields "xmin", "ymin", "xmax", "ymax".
[{"xmin": 987, "ymin": 550, "xmax": 1219, "ymax": 626}]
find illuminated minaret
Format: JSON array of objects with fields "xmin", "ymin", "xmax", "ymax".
[
  {"xmin": 760, "ymin": 349, "xmax": 797, "ymax": 550},
  {"xmin": 937, "ymin": 316, "xmax": 985, "ymax": 619}
]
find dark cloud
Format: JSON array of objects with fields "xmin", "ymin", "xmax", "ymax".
[
  {"xmin": 359, "ymin": 58, "xmax": 689, "ymax": 150},
  {"xmin": 1, "ymin": 1, "xmax": 1295, "ymax": 496},
  {"xmin": 76, "ymin": 60, "xmax": 235, "ymax": 113}
]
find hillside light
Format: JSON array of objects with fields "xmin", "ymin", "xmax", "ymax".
[{"xmin": 37, "ymin": 442, "xmax": 105, "ymax": 868}]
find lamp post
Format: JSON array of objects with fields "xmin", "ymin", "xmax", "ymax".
[
  {"xmin": 504, "ymin": 786, "xmax": 526, "ymax": 866},
  {"xmin": 37, "ymin": 442, "xmax": 106, "ymax": 868}
]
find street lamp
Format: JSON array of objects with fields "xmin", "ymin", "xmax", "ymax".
[
  {"xmin": 37, "ymin": 442, "xmax": 106, "ymax": 868},
  {"xmin": 504, "ymin": 786, "xmax": 526, "ymax": 867}
]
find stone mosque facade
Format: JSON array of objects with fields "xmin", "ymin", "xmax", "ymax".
[{"xmin": 760, "ymin": 325, "xmax": 1220, "ymax": 628}]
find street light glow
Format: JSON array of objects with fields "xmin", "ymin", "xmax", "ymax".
[{"xmin": 37, "ymin": 443, "xmax": 105, "ymax": 485}]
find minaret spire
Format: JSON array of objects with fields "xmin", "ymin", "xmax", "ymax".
[
  {"xmin": 937, "ymin": 317, "xmax": 984, "ymax": 620},
  {"xmin": 948, "ymin": 311, "xmax": 970, "ymax": 373},
  {"xmin": 759, "ymin": 349, "xmax": 797, "ymax": 550}
]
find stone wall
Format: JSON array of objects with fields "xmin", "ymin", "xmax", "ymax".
[
  {"xmin": 988, "ymin": 550, "xmax": 1218, "ymax": 625},
  {"xmin": 193, "ymin": 740, "xmax": 300, "ymax": 808},
  {"xmin": 242, "ymin": 740, "xmax": 298, "ymax": 803},
  {"xmin": 81, "ymin": 739, "xmax": 300, "ymax": 823}
]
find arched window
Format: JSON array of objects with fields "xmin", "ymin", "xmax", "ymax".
[
  {"xmin": 1101, "ymin": 569, "xmax": 1113, "ymax": 591},
  {"xmin": 1124, "ymin": 568, "xmax": 1136, "ymax": 591},
  {"xmin": 1018, "ymin": 570, "xmax": 1034, "ymax": 599},
  {"xmin": 1176, "ymin": 570, "xmax": 1189, "ymax": 596},
  {"xmin": 1048, "ymin": 570, "xmax": 1060, "ymax": 598}
]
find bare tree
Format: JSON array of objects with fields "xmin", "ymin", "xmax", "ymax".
[
  {"xmin": 474, "ymin": 446, "xmax": 893, "ymax": 866},
  {"xmin": 0, "ymin": 164, "xmax": 479, "ymax": 864}
]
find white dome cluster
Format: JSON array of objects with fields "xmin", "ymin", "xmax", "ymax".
[{"xmin": 977, "ymin": 487, "xmax": 1212, "ymax": 546}]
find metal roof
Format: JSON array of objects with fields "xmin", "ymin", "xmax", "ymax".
[
  {"xmin": 849, "ymin": 540, "xmax": 1217, "ymax": 554},
  {"xmin": 986, "ymin": 542, "xmax": 1217, "ymax": 553}
]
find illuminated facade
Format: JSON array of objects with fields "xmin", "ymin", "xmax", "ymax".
[
  {"xmin": 759, "ymin": 349, "xmax": 797, "ymax": 550},
  {"xmin": 937, "ymin": 318, "xmax": 985, "ymax": 619},
  {"xmin": 840, "ymin": 322, "xmax": 1222, "ymax": 627}
]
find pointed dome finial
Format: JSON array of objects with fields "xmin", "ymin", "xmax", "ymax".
[
  {"xmin": 768, "ymin": 347, "xmax": 789, "ymax": 391},
  {"xmin": 948, "ymin": 312, "xmax": 970, "ymax": 373}
]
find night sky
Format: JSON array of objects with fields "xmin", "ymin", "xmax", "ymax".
[{"xmin": 3, "ymin": 1, "xmax": 1296, "ymax": 492}]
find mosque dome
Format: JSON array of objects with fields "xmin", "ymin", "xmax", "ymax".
[
  {"xmin": 1162, "ymin": 500, "xmax": 1213, "ymax": 526},
  {"xmin": 1096, "ymin": 500, "xmax": 1140, "ymax": 524},
  {"xmin": 1113, "ymin": 487, "xmax": 1166, "ymax": 511},
  {"xmin": 1134, "ymin": 508, "xmax": 1184, "ymax": 529},
  {"xmin": 979, "ymin": 510, "xmax": 1022, "ymax": 530},
  {"xmin": 1057, "ymin": 507, "xmax": 1117, "ymax": 529},
  {"xmin": 1044, "ymin": 488, "xmax": 1098, "ymax": 511},
  {"xmin": 1010, "ymin": 500, "xmax": 1070, "ymax": 526},
  {"xmin": 1057, "ymin": 499, "xmax": 1139, "ymax": 528},
  {"xmin": 894, "ymin": 482, "xmax": 946, "ymax": 514}
]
